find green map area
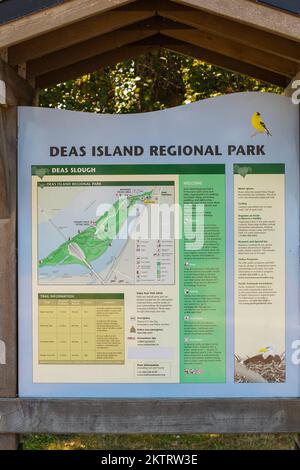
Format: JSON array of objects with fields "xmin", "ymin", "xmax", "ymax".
[{"xmin": 39, "ymin": 190, "xmax": 152, "ymax": 271}]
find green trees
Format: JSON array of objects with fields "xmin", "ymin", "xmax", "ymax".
[{"xmin": 40, "ymin": 51, "xmax": 282, "ymax": 112}]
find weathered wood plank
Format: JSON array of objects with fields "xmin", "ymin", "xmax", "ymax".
[
  {"xmin": 285, "ymin": 71, "xmax": 300, "ymax": 98},
  {"xmin": 0, "ymin": 434, "xmax": 19, "ymax": 450},
  {"xmin": 28, "ymin": 30, "xmax": 157, "ymax": 79},
  {"xmin": 159, "ymin": 1, "xmax": 300, "ymax": 62},
  {"xmin": 0, "ymin": 59, "xmax": 34, "ymax": 106},
  {"xmin": 0, "ymin": 398, "xmax": 299, "ymax": 433},
  {"xmin": 8, "ymin": 0, "xmax": 156, "ymax": 65},
  {"xmin": 36, "ymin": 35, "xmax": 288, "ymax": 89},
  {"xmin": 173, "ymin": 0, "xmax": 300, "ymax": 42},
  {"xmin": 164, "ymin": 40, "xmax": 288, "ymax": 87},
  {"xmin": 163, "ymin": 29, "xmax": 298, "ymax": 78},
  {"xmin": 28, "ymin": 18, "xmax": 189, "ymax": 78},
  {"xmin": 0, "ymin": 0, "xmax": 135, "ymax": 49},
  {"xmin": 36, "ymin": 41, "xmax": 159, "ymax": 88},
  {"xmin": 0, "ymin": 107, "xmax": 17, "ymax": 398},
  {"xmin": 0, "ymin": 61, "xmax": 33, "ymax": 400}
]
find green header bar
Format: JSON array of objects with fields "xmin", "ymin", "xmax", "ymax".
[
  {"xmin": 32, "ymin": 164, "xmax": 225, "ymax": 177},
  {"xmin": 234, "ymin": 163, "xmax": 285, "ymax": 175},
  {"xmin": 37, "ymin": 181, "xmax": 174, "ymax": 187},
  {"xmin": 38, "ymin": 293, "xmax": 124, "ymax": 300}
]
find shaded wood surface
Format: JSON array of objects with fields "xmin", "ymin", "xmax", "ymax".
[
  {"xmin": 159, "ymin": 2, "xmax": 300, "ymax": 62},
  {"xmin": 0, "ymin": 434, "xmax": 19, "ymax": 450},
  {"xmin": 8, "ymin": 0, "xmax": 154, "ymax": 65},
  {"xmin": 0, "ymin": 59, "xmax": 34, "ymax": 106},
  {"xmin": 0, "ymin": 107, "xmax": 17, "ymax": 398},
  {"xmin": 163, "ymin": 28, "xmax": 298, "ymax": 77},
  {"xmin": 1, "ymin": 0, "xmax": 300, "ymax": 51},
  {"xmin": 0, "ymin": 0, "xmax": 134, "ymax": 49},
  {"xmin": 0, "ymin": 60, "xmax": 33, "ymax": 399},
  {"xmin": 1, "ymin": 0, "xmax": 299, "ymax": 86},
  {"xmin": 36, "ymin": 41, "xmax": 159, "ymax": 88},
  {"xmin": 168, "ymin": 41, "xmax": 288, "ymax": 87},
  {"xmin": 0, "ymin": 0, "xmax": 67, "ymax": 26},
  {"xmin": 0, "ymin": 398, "xmax": 299, "ymax": 433},
  {"xmin": 172, "ymin": 0, "xmax": 300, "ymax": 42},
  {"xmin": 37, "ymin": 35, "xmax": 288, "ymax": 88},
  {"xmin": 27, "ymin": 18, "xmax": 189, "ymax": 78}
]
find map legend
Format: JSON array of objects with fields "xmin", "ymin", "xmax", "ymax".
[{"xmin": 135, "ymin": 239, "xmax": 174, "ymax": 284}]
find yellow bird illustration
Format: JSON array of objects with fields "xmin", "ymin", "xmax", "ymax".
[{"xmin": 251, "ymin": 112, "xmax": 272, "ymax": 137}]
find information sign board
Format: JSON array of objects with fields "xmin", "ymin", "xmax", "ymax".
[{"xmin": 18, "ymin": 92, "xmax": 300, "ymax": 397}]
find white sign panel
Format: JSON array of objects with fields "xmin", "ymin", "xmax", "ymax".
[{"xmin": 18, "ymin": 92, "xmax": 300, "ymax": 397}]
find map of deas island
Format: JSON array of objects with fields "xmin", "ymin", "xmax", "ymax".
[{"xmin": 37, "ymin": 181, "xmax": 175, "ymax": 285}]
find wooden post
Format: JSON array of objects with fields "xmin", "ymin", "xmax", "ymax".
[
  {"xmin": 0, "ymin": 58, "xmax": 34, "ymax": 449},
  {"xmin": 0, "ymin": 96, "xmax": 19, "ymax": 452},
  {"xmin": 0, "ymin": 434, "xmax": 19, "ymax": 451},
  {"xmin": 284, "ymin": 71, "xmax": 300, "ymax": 98}
]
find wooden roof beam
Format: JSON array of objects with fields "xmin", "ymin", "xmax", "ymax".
[
  {"xmin": 36, "ymin": 36, "xmax": 165, "ymax": 88},
  {"xmin": 162, "ymin": 28, "xmax": 298, "ymax": 77},
  {"xmin": 0, "ymin": 59, "xmax": 34, "ymax": 106},
  {"xmin": 0, "ymin": 0, "xmax": 136, "ymax": 49},
  {"xmin": 285, "ymin": 71, "xmax": 300, "ymax": 98},
  {"xmin": 172, "ymin": 0, "xmax": 300, "ymax": 42},
  {"xmin": 160, "ymin": 38, "xmax": 288, "ymax": 87},
  {"xmin": 36, "ymin": 34, "xmax": 288, "ymax": 89},
  {"xmin": 27, "ymin": 18, "xmax": 193, "ymax": 79},
  {"xmin": 8, "ymin": 0, "xmax": 157, "ymax": 66},
  {"xmin": 158, "ymin": 1, "xmax": 300, "ymax": 62}
]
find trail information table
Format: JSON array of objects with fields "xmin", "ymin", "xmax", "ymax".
[{"xmin": 38, "ymin": 294, "xmax": 124, "ymax": 364}]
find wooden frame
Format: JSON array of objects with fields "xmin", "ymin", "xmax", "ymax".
[
  {"xmin": 1, "ymin": 0, "xmax": 300, "ymax": 50},
  {"xmin": 27, "ymin": 18, "xmax": 192, "ymax": 78},
  {"xmin": 36, "ymin": 36, "xmax": 289, "ymax": 89},
  {"xmin": 0, "ymin": 0, "xmax": 135, "ymax": 49},
  {"xmin": 172, "ymin": 0, "xmax": 300, "ymax": 42},
  {"xmin": 8, "ymin": 0, "xmax": 156, "ymax": 65},
  {"xmin": 167, "ymin": 41, "xmax": 288, "ymax": 87},
  {"xmin": 0, "ymin": 58, "xmax": 34, "ymax": 449},
  {"xmin": 36, "ymin": 42, "xmax": 159, "ymax": 88},
  {"xmin": 162, "ymin": 29, "xmax": 298, "ymax": 77},
  {"xmin": 1, "ymin": 0, "xmax": 299, "ymax": 85},
  {"xmin": 0, "ymin": 0, "xmax": 299, "ymax": 450},
  {"xmin": 159, "ymin": 2, "xmax": 300, "ymax": 62},
  {"xmin": 0, "ymin": 60, "xmax": 34, "ymax": 105},
  {"xmin": 0, "ymin": 398, "xmax": 299, "ymax": 434}
]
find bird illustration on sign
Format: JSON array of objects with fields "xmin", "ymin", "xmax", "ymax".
[
  {"xmin": 243, "ymin": 345, "xmax": 281, "ymax": 366},
  {"xmin": 251, "ymin": 111, "xmax": 272, "ymax": 137}
]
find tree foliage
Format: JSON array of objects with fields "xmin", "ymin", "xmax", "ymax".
[{"xmin": 39, "ymin": 50, "xmax": 282, "ymax": 113}]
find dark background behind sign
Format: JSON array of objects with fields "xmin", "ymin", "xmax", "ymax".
[
  {"xmin": 0, "ymin": 0, "xmax": 67, "ymax": 25},
  {"xmin": 257, "ymin": 0, "xmax": 300, "ymax": 14}
]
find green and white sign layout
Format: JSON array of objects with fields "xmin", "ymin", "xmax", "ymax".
[{"xmin": 18, "ymin": 92, "xmax": 300, "ymax": 397}]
